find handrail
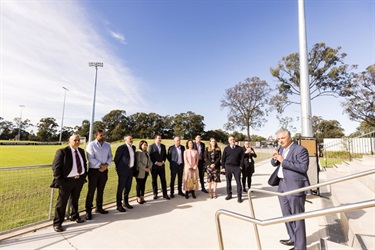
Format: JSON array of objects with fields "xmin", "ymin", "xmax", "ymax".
[
  {"xmin": 216, "ymin": 168, "xmax": 375, "ymax": 250},
  {"xmin": 215, "ymin": 199, "xmax": 375, "ymax": 250}
]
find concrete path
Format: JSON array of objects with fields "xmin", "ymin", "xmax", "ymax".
[{"xmin": 0, "ymin": 159, "xmax": 329, "ymax": 250}]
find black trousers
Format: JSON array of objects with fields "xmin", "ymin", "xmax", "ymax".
[
  {"xmin": 198, "ymin": 160, "xmax": 206, "ymax": 188},
  {"xmin": 225, "ymin": 166, "xmax": 242, "ymax": 197},
  {"xmin": 241, "ymin": 167, "xmax": 254, "ymax": 189},
  {"xmin": 151, "ymin": 165, "xmax": 167, "ymax": 196},
  {"xmin": 116, "ymin": 173, "xmax": 133, "ymax": 206},
  {"xmin": 85, "ymin": 169, "xmax": 108, "ymax": 211},
  {"xmin": 53, "ymin": 176, "xmax": 85, "ymax": 226},
  {"xmin": 136, "ymin": 175, "xmax": 148, "ymax": 197},
  {"xmin": 170, "ymin": 163, "xmax": 184, "ymax": 194}
]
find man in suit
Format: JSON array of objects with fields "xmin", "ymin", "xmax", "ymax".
[
  {"xmin": 271, "ymin": 129, "xmax": 310, "ymax": 250},
  {"xmin": 114, "ymin": 134, "xmax": 136, "ymax": 212},
  {"xmin": 148, "ymin": 134, "xmax": 170, "ymax": 200},
  {"xmin": 167, "ymin": 136, "xmax": 185, "ymax": 198},
  {"xmin": 193, "ymin": 135, "xmax": 208, "ymax": 193},
  {"xmin": 50, "ymin": 134, "xmax": 87, "ymax": 232},
  {"xmin": 242, "ymin": 140, "xmax": 257, "ymax": 192},
  {"xmin": 222, "ymin": 136, "xmax": 244, "ymax": 203},
  {"xmin": 85, "ymin": 129, "xmax": 112, "ymax": 220}
]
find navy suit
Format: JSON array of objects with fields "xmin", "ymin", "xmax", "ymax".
[
  {"xmin": 193, "ymin": 142, "xmax": 206, "ymax": 189},
  {"xmin": 271, "ymin": 143, "xmax": 310, "ymax": 250},
  {"xmin": 114, "ymin": 143, "xmax": 136, "ymax": 206},
  {"xmin": 51, "ymin": 146, "xmax": 87, "ymax": 226},
  {"xmin": 148, "ymin": 143, "xmax": 168, "ymax": 197},
  {"xmin": 167, "ymin": 145, "xmax": 185, "ymax": 195}
]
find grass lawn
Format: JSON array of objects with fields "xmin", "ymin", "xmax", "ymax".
[{"xmin": 0, "ymin": 139, "xmax": 271, "ymax": 233}]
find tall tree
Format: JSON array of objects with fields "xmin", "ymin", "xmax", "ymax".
[
  {"xmin": 172, "ymin": 111, "xmax": 205, "ymax": 139},
  {"xmin": 270, "ymin": 42, "xmax": 355, "ymax": 113},
  {"xmin": 74, "ymin": 120, "xmax": 90, "ymax": 140},
  {"xmin": 277, "ymin": 115, "xmax": 297, "ymax": 133},
  {"xmin": 101, "ymin": 110, "xmax": 127, "ymax": 141},
  {"xmin": 0, "ymin": 117, "xmax": 16, "ymax": 140},
  {"xmin": 341, "ymin": 64, "xmax": 375, "ymax": 127},
  {"xmin": 37, "ymin": 117, "xmax": 58, "ymax": 141},
  {"xmin": 220, "ymin": 77, "xmax": 271, "ymax": 139}
]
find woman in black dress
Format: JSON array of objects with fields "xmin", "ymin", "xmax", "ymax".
[{"xmin": 205, "ymin": 138, "xmax": 221, "ymax": 199}]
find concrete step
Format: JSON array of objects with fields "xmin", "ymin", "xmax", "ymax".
[
  {"xmin": 362, "ymin": 155, "xmax": 375, "ymax": 166},
  {"xmin": 325, "ymin": 168, "xmax": 375, "ymax": 250},
  {"xmin": 320, "ymin": 238, "xmax": 352, "ymax": 250}
]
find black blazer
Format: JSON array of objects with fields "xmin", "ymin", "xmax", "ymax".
[
  {"xmin": 148, "ymin": 143, "xmax": 167, "ymax": 166},
  {"xmin": 242, "ymin": 146, "xmax": 257, "ymax": 173},
  {"xmin": 50, "ymin": 146, "xmax": 87, "ymax": 188},
  {"xmin": 114, "ymin": 143, "xmax": 137, "ymax": 176},
  {"xmin": 167, "ymin": 145, "xmax": 185, "ymax": 166},
  {"xmin": 193, "ymin": 142, "xmax": 205, "ymax": 161},
  {"xmin": 205, "ymin": 147, "xmax": 222, "ymax": 171}
]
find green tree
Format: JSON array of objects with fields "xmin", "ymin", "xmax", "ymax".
[
  {"xmin": 0, "ymin": 117, "xmax": 16, "ymax": 140},
  {"xmin": 277, "ymin": 115, "xmax": 297, "ymax": 133},
  {"xmin": 231, "ymin": 131, "xmax": 246, "ymax": 142},
  {"xmin": 172, "ymin": 111, "xmax": 205, "ymax": 139},
  {"xmin": 202, "ymin": 129, "xmax": 229, "ymax": 143},
  {"xmin": 221, "ymin": 77, "xmax": 271, "ymax": 139},
  {"xmin": 314, "ymin": 119, "xmax": 345, "ymax": 143},
  {"xmin": 101, "ymin": 110, "xmax": 127, "ymax": 141},
  {"xmin": 74, "ymin": 120, "xmax": 90, "ymax": 139},
  {"xmin": 270, "ymin": 42, "xmax": 355, "ymax": 113},
  {"xmin": 37, "ymin": 117, "xmax": 58, "ymax": 141},
  {"xmin": 341, "ymin": 64, "xmax": 375, "ymax": 127},
  {"xmin": 250, "ymin": 134, "xmax": 266, "ymax": 142}
]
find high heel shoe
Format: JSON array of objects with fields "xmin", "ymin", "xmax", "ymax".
[
  {"xmin": 213, "ymin": 191, "xmax": 217, "ymax": 199},
  {"xmin": 208, "ymin": 191, "xmax": 213, "ymax": 199},
  {"xmin": 137, "ymin": 198, "xmax": 142, "ymax": 204}
]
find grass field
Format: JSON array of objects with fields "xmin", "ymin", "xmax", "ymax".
[{"xmin": 0, "ymin": 139, "xmax": 272, "ymax": 233}]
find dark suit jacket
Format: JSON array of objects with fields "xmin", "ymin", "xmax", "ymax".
[
  {"xmin": 114, "ymin": 143, "xmax": 136, "ymax": 176},
  {"xmin": 167, "ymin": 145, "xmax": 185, "ymax": 166},
  {"xmin": 148, "ymin": 143, "xmax": 167, "ymax": 166},
  {"xmin": 242, "ymin": 146, "xmax": 257, "ymax": 173},
  {"xmin": 271, "ymin": 143, "xmax": 310, "ymax": 196},
  {"xmin": 193, "ymin": 142, "xmax": 205, "ymax": 161},
  {"xmin": 50, "ymin": 146, "xmax": 88, "ymax": 188}
]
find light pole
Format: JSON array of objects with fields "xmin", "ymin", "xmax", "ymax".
[
  {"xmin": 18, "ymin": 105, "xmax": 25, "ymax": 140},
  {"xmin": 59, "ymin": 87, "xmax": 69, "ymax": 143},
  {"xmin": 88, "ymin": 62, "xmax": 103, "ymax": 143}
]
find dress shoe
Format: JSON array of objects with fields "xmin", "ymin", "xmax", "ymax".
[
  {"xmin": 225, "ymin": 194, "xmax": 232, "ymax": 200},
  {"xmin": 153, "ymin": 195, "xmax": 158, "ymax": 200},
  {"xmin": 163, "ymin": 195, "xmax": 170, "ymax": 200},
  {"xmin": 243, "ymin": 188, "xmax": 247, "ymax": 193},
  {"xmin": 95, "ymin": 208, "xmax": 109, "ymax": 214},
  {"xmin": 192, "ymin": 191, "xmax": 196, "ymax": 199},
  {"xmin": 201, "ymin": 188, "xmax": 208, "ymax": 193},
  {"xmin": 170, "ymin": 193, "xmax": 174, "ymax": 198},
  {"xmin": 238, "ymin": 197, "xmax": 243, "ymax": 203},
  {"xmin": 289, "ymin": 248, "xmax": 295, "ymax": 250},
  {"xmin": 185, "ymin": 192, "xmax": 189, "ymax": 199},
  {"xmin": 178, "ymin": 192, "xmax": 185, "ymax": 196},
  {"xmin": 124, "ymin": 204, "xmax": 133, "ymax": 209},
  {"xmin": 117, "ymin": 206, "xmax": 126, "ymax": 212},
  {"xmin": 280, "ymin": 239, "xmax": 294, "ymax": 246},
  {"xmin": 70, "ymin": 217, "xmax": 84, "ymax": 223},
  {"xmin": 53, "ymin": 225, "xmax": 63, "ymax": 232},
  {"xmin": 85, "ymin": 212, "xmax": 92, "ymax": 220}
]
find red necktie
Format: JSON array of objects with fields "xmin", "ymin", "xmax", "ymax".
[{"xmin": 75, "ymin": 150, "xmax": 82, "ymax": 174}]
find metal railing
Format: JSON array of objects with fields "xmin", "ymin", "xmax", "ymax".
[{"xmin": 215, "ymin": 168, "xmax": 375, "ymax": 250}]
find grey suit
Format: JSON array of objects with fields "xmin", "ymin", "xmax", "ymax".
[{"xmin": 271, "ymin": 143, "xmax": 310, "ymax": 250}]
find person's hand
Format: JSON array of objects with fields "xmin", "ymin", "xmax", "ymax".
[
  {"xmin": 210, "ymin": 164, "xmax": 215, "ymax": 168},
  {"xmin": 145, "ymin": 167, "xmax": 150, "ymax": 172}
]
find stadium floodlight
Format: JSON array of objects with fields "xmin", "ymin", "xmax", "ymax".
[
  {"xmin": 88, "ymin": 62, "xmax": 103, "ymax": 143},
  {"xmin": 18, "ymin": 105, "xmax": 25, "ymax": 140},
  {"xmin": 58, "ymin": 87, "xmax": 69, "ymax": 143}
]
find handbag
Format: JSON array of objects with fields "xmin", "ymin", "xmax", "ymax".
[
  {"xmin": 187, "ymin": 178, "xmax": 195, "ymax": 189},
  {"xmin": 268, "ymin": 166, "xmax": 280, "ymax": 186}
]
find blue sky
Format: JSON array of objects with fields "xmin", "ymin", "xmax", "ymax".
[{"xmin": 1, "ymin": 0, "xmax": 374, "ymax": 139}]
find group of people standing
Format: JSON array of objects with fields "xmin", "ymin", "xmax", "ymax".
[{"xmin": 50, "ymin": 132, "xmax": 258, "ymax": 231}]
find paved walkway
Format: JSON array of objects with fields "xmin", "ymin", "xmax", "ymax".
[{"xmin": 0, "ymin": 159, "xmax": 328, "ymax": 249}]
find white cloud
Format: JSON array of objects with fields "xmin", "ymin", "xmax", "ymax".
[
  {"xmin": 108, "ymin": 30, "xmax": 127, "ymax": 44},
  {"xmin": 0, "ymin": 1, "xmax": 146, "ymax": 129}
]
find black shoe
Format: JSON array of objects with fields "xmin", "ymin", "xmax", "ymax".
[
  {"xmin": 117, "ymin": 206, "xmax": 126, "ymax": 212},
  {"xmin": 85, "ymin": 212, "xmax": 92, "ymax": 220},
  {"xmin": 280, "ymin": 239, "xmax": 294, "ymax": 246},
  {"xmin": 178, "ymin": 192, "xmax": 185, "ymax": 196},
  {"xmin": 185, "ymin": 192, "xmax": 189, "ymax": 199},
  {"xmin": 124, "ymin": 204, "xmax": 133, "ymax": 209},
  {"xmin": 153, "ymin": 195, "xmax": 158, "ymax": 200},
  {"xmin": 95, "ymin": 208, "xmax": 109, "ymax": 214},
  {"xmin": 238, "ymin": 197, "xmax": 243, "ymax": 203},
  {"xmin": 243, "ymin": 188, "xmax": 247, "ymax": 193},
  {"xmin": 53, "ymin": 225, "xmax": 63, "ymax": 232},
  {"xmin": 289, "ymin": 248, "xmax": 295, "ymax": 250},
  {"xmin": 170, "ymin": 193, "xmax": 174, "ymax": 198},
  {"xmin": 201, "ymin": 188, "xmax": 208, "ymax": 193},
  {"xmin": 163, "ymin": 195, "xmax": 170, "ymax": 200},
  {"xmin": 192, "ymin": 191, "xmax": 196, "ymax": 199},
  {"xmin": 70, "ymin": 217, "xmax": 84, "ymax": 223},
  {"xmin": 225, "ymin": 194, "xmax": 232, "ymax": 200}
]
